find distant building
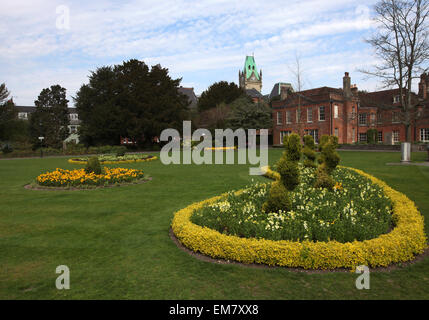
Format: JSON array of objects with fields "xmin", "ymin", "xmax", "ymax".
[
  {"xmin": 178, "ymin": 86, "xmax": 198, "ymax": 109},
  {"xmin": 239, "ymin": 55, "xmax": 262, "ymax": 93},
  {"xmin": 14, "ymin": 105, "xmax": 81, "ymax": 143},
  {"xmin": 271, "ymin": 72, "xmax": 429, "ymax": 146},
  {"xmin": 269, "ymin": 83, "xmax": 294, "ymax": 101}
]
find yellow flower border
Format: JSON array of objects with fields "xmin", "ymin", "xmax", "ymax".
[
  {"xmin": 171, "ymin": 166, "xmax": 427, "ymax": 269},
  {"xmin": 68, "ymin": 156, "xmax": 158, "ymax": 165},
  {"xmin": 204, "ymin": 146, "xmax": 237, "ymax": 151}
]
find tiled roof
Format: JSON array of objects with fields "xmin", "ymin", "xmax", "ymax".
[
  {"xmin": 245, "ymin": 88, "xmax": 264, "ymax": 99},
  {"xmin": 178, "ymin": 87, "xmax": 198, "ymax": 109}
]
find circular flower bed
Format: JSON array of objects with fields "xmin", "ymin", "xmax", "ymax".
[
  {"xmin": 171, "ymin": 166, "xmax": 427, "ymax": 270},
  {"xmin": 68, "ymin": 154, "xmax": 157, "ymax": 165},
  {"xmin": 35, "ymin": 167, "xmax": 146, "ymax": 188}
]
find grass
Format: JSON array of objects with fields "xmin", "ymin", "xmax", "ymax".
[{"xmin": 0, "ymin": 150, "xmax": 428, "ymax": 299}]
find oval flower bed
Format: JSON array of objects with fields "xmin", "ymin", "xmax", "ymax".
[
  {"xmin": 171, "ymin": 166, "xmax": 427, "ymax": 270},
  {"xmin": 68, "ymin": 154, "xmax": 157, "ymax": 165},
  {"xmin": 35, "ymin": 167, "xmax": 146, "ymax": 189}
]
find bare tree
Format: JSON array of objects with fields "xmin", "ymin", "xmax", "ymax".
[
  {"xmin": 361, "ymin": 0, "xmax": 429, "ymax": 142},
  {"xmin": 288, "ymin": 53, "xmax": 307, "ymax": 137}
]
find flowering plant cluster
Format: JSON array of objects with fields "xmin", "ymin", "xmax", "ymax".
[
  {"xmin": 172, "ymin": 166, "xmax": 427, "ymax": 269},
  {"xmin": 68, "ymin": 154, "xmax": 157, "ymax": 165},
  {"xmin": 36, "ymin": 167, "xmax": 145, "ymax": 187},
  {"xmin": 191, "ymin": 165, "xmax": 393, "ymax": 243}
]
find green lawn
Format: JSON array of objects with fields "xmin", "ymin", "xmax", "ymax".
[{"xmin": 0, "ymin": 150, "xmax": 428, "ymax": 299}]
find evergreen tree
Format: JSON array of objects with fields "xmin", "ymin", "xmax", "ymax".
[
  {"xmin": 227, "ymin": 97, "xmax": 272, "ymax": 131},
  {"xmin": 75, "ymin": 60, "xmax": 189, "ymax": 146},
  {"xmin": 197, "ymin": 81, "xmax": 245, "ymax": 112},
  {"xmin": 30, "ymin": 85, "xmax": 70, "ymax": 148}
]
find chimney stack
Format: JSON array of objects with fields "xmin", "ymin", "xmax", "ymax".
[
  {"xmin": 418, "ymin": 73, "xmax": 428, "ymax": 100},
  {"xmin": 280, "ymin": 86, "xmax": 288, "ymax": 100},
  {"xmin": 343, "ymin": 72, "xmax": 351, "ymax": 98}
]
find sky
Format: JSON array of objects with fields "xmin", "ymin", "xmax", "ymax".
[{"xmin": 1, "ymin": 0, "xmax": 389, "ymax": 106}]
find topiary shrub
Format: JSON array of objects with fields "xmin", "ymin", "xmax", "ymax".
[
  {"xmin": 85, "ymin": 156, "xmax": 102, "ymax": 174},
  {"xmin": 283, "ymin": 134, "xmax": 301, "ymax": 162},
  {"xmin": 303, "ymin": 135, "xmax": 316, "ymax": 168},
  {"xmin": 314, "ymin": 165, "xmax": 335, "ymax": 189},
  {"xmin": 263, "ymin": 133, "xmax": 301, "ymax": 213},
  {"xmin": 277, "ymin": 157, "xmax": 300, "ymax": 191},
  {"xmin": 262, "ymin": 181, "xmax": 292, "ymax": 214},
  {"xmin": 314, "ymin": 135, "xmax": 340, "ymax": 190}
]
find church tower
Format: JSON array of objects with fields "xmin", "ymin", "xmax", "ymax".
[{"xmin": 239, "ymin": 55, "xmax": 262, "ymax": 92}]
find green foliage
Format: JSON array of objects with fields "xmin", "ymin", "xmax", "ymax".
[
  {"xmin": 0, "ymin": 84, "xmax": 20, "ymax": 142},
  {"xmin": 1, "ymin": 143, "xmax": 13, "ymax": 154},
  {"xmin": 262, "ymin": 181, "xmax": 292, "ymax": 214},
  {"xmin": 319, "ymin": 135, "xmax": 338, "ymax": 151},
  {"xmin": 226, "ymin": 97, "xmax": 272, "ymax": 130},
  {"xmin": 315, "ymin": 135, "xmax": 340, "ymax": 189},
  {"xmin": 85, "ymin": 156, "xmax": 102, "ymax": 174},
  {"xmin": 197, "ymin": 81, "xmax": 245, "ymax": 112},
  {"xmin": 276, "ymin": 157, "xmax": 300, "ymax": 191},
  {"xmin": 29, "ymin": 85, "xmax": 70, "ymax": 149},
  {"xmin": 283, "ymin": 133, "xmax": 302, "ymax": 162},
  {"xmin": 314, "ymin": 166, "xmax": 335, "ymax": 189},
  {"xmin": 367, "ymin": 129, "xmax": 378, "ymax": 144},
  {"xmin": 75, "ymin": 60, "xmax": 189, "ymax": 147},
  {"xmin": 303, "ymin": 135, "xmax": 316, "ymax": 168}
]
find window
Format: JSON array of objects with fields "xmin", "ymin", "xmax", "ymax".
[
  {"xmin": 69, "ymin": 113, "xmax": 79, "ymax": 121},
  {"xmin": 359, "ymin": 113, "xmax": 367, "ymax": 125},
  {"xmin": 296, "ymin": 109, "xmax": 300, "ymax": 123},
  {"xmin": 276, "ymin": 111, "xmax": 282, "ymax": 125},
  {"xmin": 393, "ymin": 95, "xmax": 400, "ymax": 103},
  {"xmin": 18, "ymin": 112, "xmax": 28, "ymax": 119},
  {"xmin": 280, "ymin": 131, "xmax": 292, "ymax": 144},
  {"xmin": 319, "ymin": 106, "xmax": 325, "ymax": 121},
  {"xmin": 334, "ymin": 128, "xmax": 339, "ymax": 137},
  {"xmin": 352, "ymin": 128, "xmax": 356, "ymax": 143},
  {"xmin": 370, "ymin": 113, "xmax": 376, "ymax": 123},
  {"xmin": 307, "ymin": 107, "xmax": 313, "ymax": 123},
  {"xmin": 304, "ymin": 129, "xmax": 319, "ymax": 143},
  {"xmin": 286, "ymin": 111, "xmax": 291, "ymax": 124},
  {"xmin": 393, "ymin": 130, "xmax": 400, "ymax": 142},
  {"xmin": 392, "ymin": 112, "xmax": 400, "ymax": 123},
  {"xmin": 420, "ymin": 128, "xmax": 429, "ymax": 142},
  {"xmin": 359, "ymin": 133, "xmax": 367, "ymax": 142},
  {"xmin": 334, "ymin": 105, "xmax": 339, "ymax": 119},
  {"xmin": 378, "ymin": 131, "xmax": 383, "ymax": 143},
  {"xmin": 377, "ymin": 113, "xmax": 382, "ymax": 124}
]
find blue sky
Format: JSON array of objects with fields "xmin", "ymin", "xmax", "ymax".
[{"xmin": 1, "ymin": 0, "xmax": 387, "ymax": 106}]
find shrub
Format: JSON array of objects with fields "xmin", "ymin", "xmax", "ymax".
[
  {"xmin": 303, "ymin": 135, "xmax": 316, "ymax": 168},
  {"xmin": 277, "ymin": 157, "xmax": 300, "ymax": 191},
  {"xmin": 314, "ymin": 165, "xmax": 335, "ymax": 189},
  {"xmin": 262, "ymin": 181, "xmax": 292, "ymax": 214},
  {"xmin": 283, "ymin": 134, "xmax": 301, "ymax": 162},
  {"xmin": 319, "ymin": 135, "xmax": 338, "ymax": 151},
  {"xmin": 320, "ymin": 142, "xmax": 340, "ymax": 174},
  {"xmin": 85, "ymin": 156, "xmax": 102, "ymax": 174},
  {"xmin": 1, "ymin": 143, "xmax": 13, "ymax": 154}
]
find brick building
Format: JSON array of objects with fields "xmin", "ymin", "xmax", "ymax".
[{"xmin": 271, "ymin": 72, "xmax": 429, "ymax": 145}]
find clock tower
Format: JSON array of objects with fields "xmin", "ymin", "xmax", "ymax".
[{"xmin": 239, "ymin": 55, "xmax": 262, "ymax": 92}]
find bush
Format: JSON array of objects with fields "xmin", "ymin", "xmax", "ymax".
[
  {"xmin": 283, "ymin": 134, "xmax": 301, "ymax": 162},
  {"xmin": 314, "ymin": 165, "xmax": 335, "ymax": 189},
  {"xmin": 85, "ymin": 156, "xmax": 102, "ymax": 174},
  {"xmin": 277, "ymin": 157, "xmax": 300, "ymax": 191},
  {"xmin": 262, "ymin": 181, "xmax": 292, "ymax": 214},
  {"xmin": 319, "ymin": 135, "xmax": 338, "ymax": 151},
  {"xmin": 303, "ymin": 135, "xmax": 316, "ymax": 168},
  {"xmin": 1, "ymin": 143, "xmax": 13, "ymax": 154}
]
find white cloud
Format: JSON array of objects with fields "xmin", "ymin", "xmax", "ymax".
[{"xmin": 0, "ymin": 0, "xmax": 385, "ymax": 105}]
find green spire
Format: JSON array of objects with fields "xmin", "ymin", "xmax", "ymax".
[{"xmin": 244, "ymin": 56, "xmax": 260, "ymax": 80}]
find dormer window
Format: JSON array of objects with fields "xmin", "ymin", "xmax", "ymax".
[{"xmin": 393, "ymin": 95, "xmax": 401, "ymax": 103}]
